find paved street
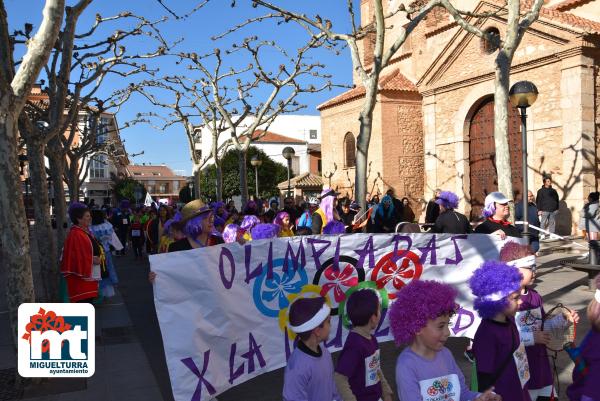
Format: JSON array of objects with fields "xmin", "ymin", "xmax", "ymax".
[{"xmin": 0, "ymin": 238, "xmax": 595, "ymax": 401}]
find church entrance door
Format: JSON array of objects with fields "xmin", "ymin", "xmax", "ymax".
[{"xmin": 468, "ymin": 97, "xmax": 523, "ymax": 220}]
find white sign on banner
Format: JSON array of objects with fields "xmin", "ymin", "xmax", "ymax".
[{"xmin": 150, "ymin": 233, "xmax": 509, "ymax": 401}]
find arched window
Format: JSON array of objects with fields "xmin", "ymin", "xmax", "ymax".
[
  {"xmin": 344, "ymin": 132, "xmax": 356, "ymax": 168},
  {"xmin": 481, "ymin": 27, "xmax": 500, "ymax": 54}
]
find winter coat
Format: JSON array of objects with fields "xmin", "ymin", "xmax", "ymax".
[{"xmin": 536, "ymin": 186, "xmax": 559, "ymax": 212}]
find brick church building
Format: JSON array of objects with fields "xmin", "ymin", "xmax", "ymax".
[{"xmin": 319, "ymin": 0, "xmax": 600, "ymax": 233}]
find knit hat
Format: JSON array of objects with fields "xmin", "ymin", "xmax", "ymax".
[{"xmin": 288, "ymin": 297, "xmax": 330, "ymax": 333}]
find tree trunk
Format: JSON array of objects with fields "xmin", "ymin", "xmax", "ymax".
[
  {"xmin": 26, "ymin": 139, "xmax": 59, "ymax": 302},
  {"xmin": 238, "ymin": 149, "xmax": 248, "ymax": 206},
  {"xmin": 48, "ymin": 150, "xmax": 67, "ymax": 246},
  {"xmin": 0, "ymin": 107, "xmax": 35, "ymax": 345},
  {"xmin": 355, "ymin": 82, "xmax": 378, "ymax": 212},
  {"xmin": 67, "ymin": 163, "xmax": 80, "ymax": 202},
  {"xmin": 493, "ymin": 53, "xmax": 514, "ymax": 202},
  {"xmin": 215, "ymin": 159, "xmax": 223, "ymax": 202}
]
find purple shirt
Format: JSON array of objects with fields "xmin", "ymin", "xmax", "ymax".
[
  {"xmin": 516, "ymin": 288, "xmax": 554, "ymax": 389},
  {"xmin": 396, "ymin": 347, "xmax": 480, "ymax": 401},
  {"xmin": 473, "ymin": 318, "xmax": 531, "ymax": 401},
  {"xmin": 336, "ymin": 331, "xmax": 383, "ymax": 401},
  {"xmin": 283, "ymin": 342, "xmax": 342, "ymax": 401},
  {"xmin": 567, "ymin": 328, "xmax": 600, "ymax": 401}
]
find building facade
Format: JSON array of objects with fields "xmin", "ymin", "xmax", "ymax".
[
  {"xmin": 319, "ymin": 0, "xmax": 600, "ymax": 233},
  {"xmin": 126, "ymin": 164, "xmax": 188, "ymax": 205}
]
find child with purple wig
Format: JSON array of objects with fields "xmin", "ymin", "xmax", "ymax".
[
  {"xmin": 223, "ymin": 224, "xmax": 244, "ymax": 244},
  {"xmin": 274, "ymin": 211, "xmax": 294, "ymax": 237},
  {"xmin": 390, "ymin": 280, "xmax": 499, "ymax": 401},
  {"xmin": 470, "ymin": 260, "xmax": 531, "ymax": 401},
  {"xmin": 334, "ymin": 289, "xmax": 393, "ymax": 401},
  {"xmin": 567, "ymin": 274, "xmax": 600, "ymax": 401},
  {"xmin": 240, "ymin": 214, "xmax": 260, "ymax": 241},
  {"xmin": 500, "ymin": 242, "xmax": 579, "ymax": 401}
]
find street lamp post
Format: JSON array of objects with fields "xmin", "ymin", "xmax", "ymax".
[
  {"xmin": 509, "ymin": 80, "xmax": 539, "ymax": 245},
  {"xmin": 250, "ymin": 155, "xmax": 263, "ymax": 200},
  {"xmin": 282, "ymin": 147, "xmax": 295, "ymax": 199}
]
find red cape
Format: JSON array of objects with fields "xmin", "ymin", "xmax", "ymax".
[{"xmin": 61, "ymin": 225, "xmax": 93, "ymax": 278}]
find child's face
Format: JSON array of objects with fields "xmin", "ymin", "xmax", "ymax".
[
  {"xmin": 417, "ymin": 314, "xmax": 451, "ymax": 352},
  {"xmin": 503, "ymin": 291, "xmax": 522, "ymax": 317},
  {"xmin": 519, "ymin": 267, "xmax": 534, "ymax": 288},
  {"xmin": 315, "ymin": 315, "xmax": 331, "ymax": 342}
]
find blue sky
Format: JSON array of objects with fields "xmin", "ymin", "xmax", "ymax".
[{"xmin": 7, "ymin": 0, "xmax": 356, "ymax": 175}]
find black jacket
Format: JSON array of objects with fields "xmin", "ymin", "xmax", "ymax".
[
  {"xmin": 515, "ymin": 202, "xmax": 540, "ymax": 240},
  {"xmin": 432, "ymin": 210, "xmax": 472, "ymax": 234},
  {"xmin": 425, "ymin": 200, "xmax": 440, "ymax": 224},
  {"xmin": 536, "ymin": 186, "xmax": 559, "ymax": 212},
  {"xmin": 474, "ymin": 219, "xmax": 522, "ymax": 238}
]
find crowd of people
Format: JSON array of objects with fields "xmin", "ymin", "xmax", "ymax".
[{"xmin": 56, "ymin": 183, "xmax": 600, "ymax": 401}]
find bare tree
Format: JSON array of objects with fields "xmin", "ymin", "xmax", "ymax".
[
  {"xmin": 0, "ymin": 0, "xmax": 65, "ymax": 344},
  {"xmin": 136, "ymin": 36, "xmax": 334, "ymax": 205},
  {"xmin": 246, "ymin": 0, "xmax": 544, "ymax": 211}
]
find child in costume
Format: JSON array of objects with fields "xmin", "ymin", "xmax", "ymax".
[
  {"xmin": 500, "ymin": 242, "xmax": 579, "ymax": 401},
  {"xmin": 470, "ymin": 260, "xmax": 531, "ymax": 401},
  {"xmin": 334, "ymin": 288, "xmax": 393, "ymax": 401},
  {"xmin": 389, "ymin": 280, "xmax": 499, "ymax": 401},
  {"xmin": 283, "ymin": 297, "xmax": 341, "ymax": 401},
  {"xmin": 274, "ymin": 211, "xmax": 295, "ymax": 237},
  {"xmin": 567, "ymin": 274, "xmax": 600, "ymax": 401}
]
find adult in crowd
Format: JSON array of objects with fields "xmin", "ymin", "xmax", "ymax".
[
  {"xmin": 274, "ymin": 211, "xmax": 295, "ymax": 237},
  {"xmin": 337, "ymin": 198, "xmax": 357, "ymax": 233},
  {"xmin": 168, "ymin": 200, "xmax": 223, "ymax": 252},
  {"xmin": 296, "ymin": 197, "xmax": 318, "ymax": 235},
  {"xmin": 579, "ymin": 191, "xmax": 600, "ymax": 241},
  {"xmin": 226, "ymin": 200, "xmax": 238, "ymax": 215},
  {"xmin": 515, "ymin": 190, "xmax": 541, "ymax": 252},
  {"xmin": 243, "ymin": 200, "xmax": 259, "ymax": 216},
  {"xmin": 283, "ymin": 196, "xmax": 301, "ymax": 225},
  {"xmin": 112, "ymin": 199, "xmax": 132, "ymax": 256},
  {"xmin": 312, "ymin": 188, "xmax": 339, "ymax": 235},
  {"xmin": 90, "ymin": 209, "xmax": 119, "ymax": 298},
  {"xmin": 432, "ymin": 191, "xmax": 472, "ymax": 234},
  {"xmin": 264, "ymin": 198, "xmax": 279, "ymax": 223},
  {"xmin": 386, "ymin": 188, "xmax": 404, "ymax": 222},
  {"xmin": 147, "ymin": 204, "xmax": 170, "ymax": 254},
  {"xmin": 373, "ymin": 194, "xmax": 398, "ymax": 233},
  {"xmin": 400, "ymin": 197, "xmax": 415, "ymax": 223},
  {"xmin": 475, "ymin": 192, "xmax": 521, "ymax": 239},
  {"xmin": 536, "ymin": 177, "xmax": 559, "ymax": 239},
  {"xmin": 60, "ymin": 203, "xmax": 101, "ymax": 303},
  {"xmin": 424, "ymin": 188, "xmax": 441, "ymax": 226}
]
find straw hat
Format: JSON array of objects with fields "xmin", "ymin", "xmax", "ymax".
[{"xmin": 180, "ymin": 199, "xmax": 211, "ymax": 223}]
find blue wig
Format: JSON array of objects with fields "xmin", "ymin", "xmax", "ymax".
[{"xmin": 376, "ymin": 195, "xmax": 395, "ymax": 219}]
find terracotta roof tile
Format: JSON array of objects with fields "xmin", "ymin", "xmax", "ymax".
[
  {"xmin": 250, "ymin": 130, "xmax": 305, "ymax": 144},
  {"xmin": 277, "ymin": 172, "xmax": 323, "ymax": 189},
  {"xmin": 317, "ymin": 68, "xmax": 417, "ymax": 111},
  {"xmin": 549, "ymin": 0, "xmax": 594, "ymax": 12},
  {"xmin": 127, "ymin": 165, "xmax": 184, "ymax": 179}
]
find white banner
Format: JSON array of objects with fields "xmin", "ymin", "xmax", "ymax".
[{"xmin": 150, "ymin": 233, "xmax": 508, "ymax": 401}]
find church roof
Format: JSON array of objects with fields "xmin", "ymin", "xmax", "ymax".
[
  {"xmin": 317, "ymin": 68, "xmax": 417, "ymax": 111},
  {"xmin": 549, "ymin": 0, "xmax": 595, "ymax": 11},
  {"xmin": 277, "ymin": 172, "xmax": 323, "ymax": 189},
  {"xmin": 538, "ymin": 4, "xmax": 600, "ymax": 33}
]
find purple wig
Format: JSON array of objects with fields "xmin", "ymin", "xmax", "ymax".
[
  {"xmin": 250, "ymin": 223, "xmax": 280, "ymax": 240},
  {"xmin": 319, "ymin": 188, "xmax": 336, "ymax": 222},
  {"xmin": 223, "ymin": 224, "xmax": 241, "ymax": 244},
  {"xmin": 243, "ymin": 200, "xmax": 258, "ymax": 215},
  {"xmin": 435, "ymin": 191, "xmax": 459, "ymax": 210},
  {"xmin": 240, "ymin": 215, "xmax": 260, "ymax": 232},
  {"xmin": 322, "ymin": 220, "xmax": 346, "ymax": 235},
  {"xmin": 68, "ymin": 201, "xmax": 88, "ymax": 215},
  {"xmin": 274, "ymin": 211, "xmax": 290, "ymax": 228},
  {"xmin": 469, "ymin": 260, "xmax": 523, "ymax": 319},
  {"xmin": 482, "ymin": 202, "xmax": 496, "ymax": 218},
  {"xmin": 184, "ymin": 211, "xmax": 214, "ymax": 238},
  {"xmin": 214, "ymin": 215, "xmax": 226, "ymax": 229},
  {"xmin": 389, "ymin": 280, "xmax": 458, "ymax": 345},
  {"xmin": 120, "ymin": 199, "xmax": 131, "ymax": 210},
  {"xmin": 68, "ymin": 202, "xmax": 89, "ymax": 224}
]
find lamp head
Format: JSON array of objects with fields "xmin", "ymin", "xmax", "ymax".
[
  {"xmin": 282, "ymin": 146, "xmax": 295, "ymax": 160},
  {"xmin": 250, "ymin": 155, "xmax": 263, "ymax": 167},
  {"xmin": 509, "ymin": 81, "xmax": 538, "ymax": 108}
]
